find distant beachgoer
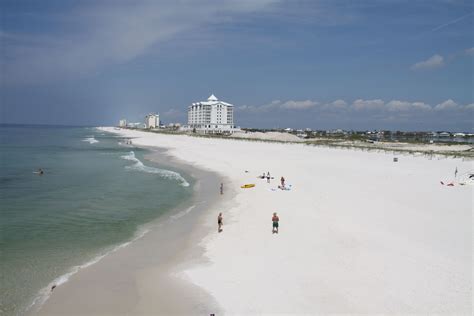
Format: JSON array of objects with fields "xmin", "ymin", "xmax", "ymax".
[
  {"xmin": 272, "ymin": 212, "xmax": 279, "ymax": 234},
  {"xmin": 220, "ymin": 183, "xmax": 224, "ymax": 195},
  {"xmin": 38, "ymin": 168, "xmax": 44, "ymax": 175},
  {"xmin": 51, "ymin": 284, "xmax": 57, "ymax": 291},
  {"xmin": 218, "ymin": 213, "xmax": 223, "ymax": 232},
  {"xmin": 280, "ymin": 176, "xmax": 285, "ymax": 187},
  {"xmin": 455, "ymin": 167, "xmax": 458, "ymax": 178},
  {"xmin": 266, "ymin": 172, "xmax": 271, "ymax": 183}
]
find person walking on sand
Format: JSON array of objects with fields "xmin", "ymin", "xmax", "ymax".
[
  {"xmin": 266, "ymin": 172, "xmax": 271, "ymax": 183},
  {"xmin": 280, "ymin": 176, "xmax": 285, "ymax": 187},
  {"xmin": 218, "ymin": 213, "xmax": 223, "ymax": 232},
  {"xmin": 272, "ymin": 212, "xmax": 279, "ymax": 234}
]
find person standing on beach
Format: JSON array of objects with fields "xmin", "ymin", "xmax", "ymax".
[
  {"xmin": 280, "ymin": 176, "xmax": 285, "ymax": 187},
  {"xmin": 218, "ymin": 213, "xmax": 223, "ymax": 232},
  {"xmin": 266, "ymin": 172, "xmax": 271, "ymax": 183},
  {"xmin": 272, "ymin": 212, "xmax": 279, "ymax": 234},
  {"xmin": 220, "ymin": 183, "xmax": 224, "ymax": 195}
]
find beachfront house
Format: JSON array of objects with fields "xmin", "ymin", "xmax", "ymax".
[
  {"xmin": 145, "ymin": 114, "xmax": 160, "ymax": 129},
  {"xmin": 187, "ymin": 94, "xmax": 235, "ymax": 134}
]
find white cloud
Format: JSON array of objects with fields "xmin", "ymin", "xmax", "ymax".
[
  {"xmin": 386, "ymin": 100, "xmax": 431, "ymax": 111},
  {"xmin": 238, "ymin": 97, "xmax": 467, "ymax": 119},
  {"xmin": 465, "ymin": 47, "xmax": 474, "ymax": 56},
  {"xmin": 386, "ymin": 100, "xmax": 410, "ymax": 111},
  {"xmin": 1, "ymin": 0, "xmax": 279, "ymax": 83},
  {"xmin": 238, "ymin": 99, "xmax": 319, "ymax": 112},
  {"xmin": 464, "ymin": 103, "xmax": 474, "ymax": 110},
  {"xmin": 411, "ymin": 102, "xmax": 432, "ymax": 111},
  {"xmin": 434, "ymin": 99, "xmax": 458, "ymax": 110},
  {"xmin": 411, "ymin": 54, "xmax": 444, "ymax": 70},
  {"xmin": 280, "ymin": 100, "xmax": 319, "ymax": 110},
  {"xmin": 237, "ymin": 100, "xmax": 280, "ymax": 112},
  {"xmin": 352, "ymin": 99, "xmax": 384, "ymax": 111},
  {"xmin": 237, "ymin": 105, "xmax": 254, "ymax": 111},
  {"xmin": 322, "ymin": 99, "xmax": 348, "ymax": 110}
]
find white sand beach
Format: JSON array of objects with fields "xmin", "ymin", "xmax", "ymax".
[{"xmin": 40, "ymin": 127, "xmax": 472, "ymax": 314}]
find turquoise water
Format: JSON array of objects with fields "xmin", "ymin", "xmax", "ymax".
[{"xmin": 0, "ymin": 125, "xmax": 192, "ymax": 315}]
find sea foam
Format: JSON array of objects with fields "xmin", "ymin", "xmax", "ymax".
[
  {"xmin": 121, "ymin": 151, "xmax": 190, "ymax": 187},
  {"xmin": 82, "ymin": 136, "xmax": 99, "ymax": 144}
]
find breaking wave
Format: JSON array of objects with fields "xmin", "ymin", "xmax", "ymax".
[
  {"xmin": 82, "ymin": 136, "xmax": 99, "ymax": 144},
  {"xmin": 121, "ymin": 151, "xmax": 189, "ymax": 187}
]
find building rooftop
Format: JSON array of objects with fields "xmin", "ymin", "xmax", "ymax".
[
  {"xmin": 208, "ymin": 94, "xmax": 218, "ymax": 101},
  {"xmin": 190, "ymin": 94, "xmax": 233, "ymax": 107}
]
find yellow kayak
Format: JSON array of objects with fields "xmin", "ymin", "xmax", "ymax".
[{"xmin": 241, "ymin": 184, "xmax": 255, "ymax": 189}]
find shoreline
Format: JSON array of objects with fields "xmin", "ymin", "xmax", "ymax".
[
  {"xmin": 35, "ymin": 138, "xmax": 230, "ymax": 314},
  {"xmin": 37, "ymin": 127, "xmax": 472, "ymax": 314}
]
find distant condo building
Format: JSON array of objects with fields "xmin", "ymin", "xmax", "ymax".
[
  {"xmin": 119, "ymin": 119, "xmax": 127, "ymax": 127},
  {"xmin": 188, "ymin": 94, "xmax": 234, "ymax": 134},
  {"xmin": 145, "ymin": 113, "xmax": 160, "ymax": 128}
]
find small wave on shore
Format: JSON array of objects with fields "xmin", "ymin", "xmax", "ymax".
[
  {"xmin": 27, "ymin": 226, "xmax": 150, "ymax": 314},
  {"xmin": 82, "ymin": 136, "xmax": 99, "ymax": 144},
  {"xmin": 170, "ymin": 205, "xmax": 196, "ymax": 221},
  {"xmin": 121, "ymin": 151, "xmax": 190, "ymax": 187}
]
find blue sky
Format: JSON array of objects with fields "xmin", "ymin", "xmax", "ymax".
[{"xmin": 1, "ymin": 0, "xmax": 473, "ymax": 131}]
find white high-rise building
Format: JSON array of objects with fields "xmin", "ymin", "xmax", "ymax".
[
  {"xmin": 145, "ymin": 114, "xmax": 160, "ymax": 128},
  {"xmin": 119, "ymin": 119, "xmax": 127, "ymax": 127},
  {"xmin": 188, "ymin": 94, "xmax": 234, "ymax": 134}
]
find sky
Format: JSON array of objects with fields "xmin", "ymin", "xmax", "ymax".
[{"xmin": 0, "ymin": 0, "xmax": 473, "ymax": 131}]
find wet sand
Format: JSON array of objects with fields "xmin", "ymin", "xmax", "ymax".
[{"xmin": 36, "ymin": 147, "xmax": 232, "ymax": 315}]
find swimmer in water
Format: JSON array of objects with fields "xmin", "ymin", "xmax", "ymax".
[{"xmin": 38, "ymin": 168, "xmax": 44, "ymax": 175}]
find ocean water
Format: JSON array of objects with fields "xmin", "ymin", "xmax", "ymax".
[{"xmin": 0, "ymin": 125, "xmax": 192, "ymax": 315}]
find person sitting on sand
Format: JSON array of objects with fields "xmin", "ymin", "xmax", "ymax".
[
  {"xmin": 218, "ymin": 213, "xmax": 223, "ymax": 232},
  {"xmin": 272, "ymin": 212, "xmax": 279, "ymax": 234}
]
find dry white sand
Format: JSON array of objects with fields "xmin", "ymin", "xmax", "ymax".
[
  {"xmin": 94, "ymin": 127, "xmax": 473, "ymax": 314},
  {"xmin": 335, "ymin": 140, "xmax": 473, "ymax": 154},
  {"xmin": 231, "ymin": 131, "xmax": 304, "ymax": 142}
]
